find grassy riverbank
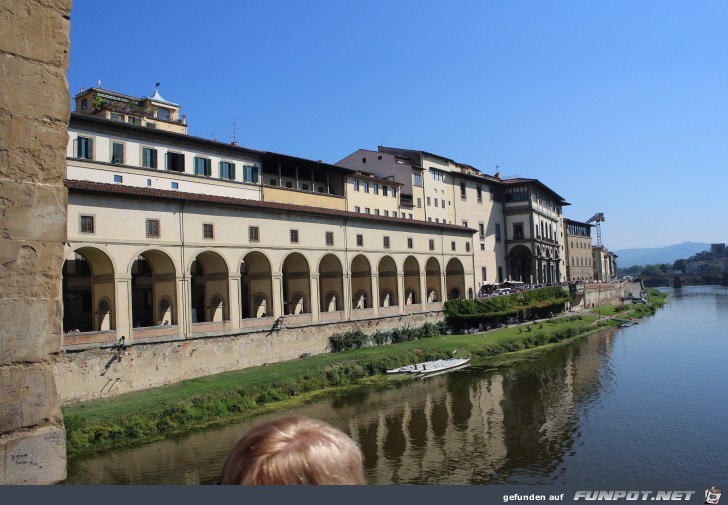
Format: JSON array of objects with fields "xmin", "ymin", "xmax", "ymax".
[{"xmin": 63, "ymin": 289, "xmax": 667, "ymax": 457}]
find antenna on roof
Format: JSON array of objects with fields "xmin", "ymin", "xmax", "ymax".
[{"xmin": 229, "ymin": 117, "xmax": 238, "ymax": 144}]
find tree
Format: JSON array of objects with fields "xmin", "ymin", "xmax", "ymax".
[{"xmin": 673, "ymin": 259, "xmax": 688, "ymax": 273}]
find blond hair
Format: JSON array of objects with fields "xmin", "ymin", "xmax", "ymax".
[{"xmin": 220, "ymin": 415, "xmax": 365, "ymax": 485}]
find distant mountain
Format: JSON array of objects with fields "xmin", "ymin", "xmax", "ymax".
[{"xmin": 613, "ymin": 242, "xmax": 711, "ymax": 268}]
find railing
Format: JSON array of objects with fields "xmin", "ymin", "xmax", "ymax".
[{"xmin": 96, "ymin": 100, "xmax": 186, "ymax": 125}]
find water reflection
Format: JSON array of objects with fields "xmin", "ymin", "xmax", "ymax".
[{"xmin": 66, "ymin": 287, "xmax": 728, "ymax": 485}]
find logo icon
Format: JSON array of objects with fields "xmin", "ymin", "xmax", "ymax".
[{"xmin": 706, "ymin": 487, "xmax": 721, "ymax": 505}]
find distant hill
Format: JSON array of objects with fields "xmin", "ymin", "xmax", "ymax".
[{"xmin": 613, "ymin": 242, "xmax": 710, "ymax": 268}]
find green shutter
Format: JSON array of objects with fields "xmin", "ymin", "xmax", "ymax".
[
  {"xmin": 87, "ymin": 137, "xmax": 94, "ymax": 159},
  {"xmin": 230, "ymin": 163, "xmax": 235, "ymax": 180},
  {"xmin": 219, "ymin": 160, "xmax": 223, "ymax": 178}
]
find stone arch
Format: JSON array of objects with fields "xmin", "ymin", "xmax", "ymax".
[
  {"xmin": 508, "ymin": 244, "xmax": 532, "ymax": 283},
  {"xmin": 425, "ymin": 257, "xmax": 441, "ymax": 303},
  {"xmin": 446, "ymin": 257, "xmax": 465, "ymax": 300},
  {"xmin": 190, "ymin": 250, "xmax": 229, "ymax": 323},
  {"xmin": 130, "ymin": 249, "xmax": 177, "ymax": 328},
  {"xmin": 403, "ymin": 256, "xmax": 421, "ymax": 306},
  {"xmin": 318, "ymin": 254, "xmax": 343, "ymax": 313},
  {"xmin": 282, "ymin": 252, "xmax": 310, "ymax": 315},
  {"xmin": 351, "ymin": 255, "xmax": 372, "ymax": 310},
  {"xmin": 378, "ymin": 255, "xmax": 398, "ymax": 308},
  {"xmin": 62, "ymin": 246, "xmax": 116, "ymax": 333},
  {"xmin": 241, "ymin": 251, "xmax": 273, "ymax": 319}
]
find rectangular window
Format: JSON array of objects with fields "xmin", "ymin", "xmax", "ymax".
[
  {"xmin": 442, "ymin": 199, "xmax": 446, "ymax": 208},
  {"xmin": 363, "ymin": 181, "xmax": 370, "ymax": 193},
  {"xmin": 498, "ymin": 266, "xmax": 504, "ymax": 283},
  {"xmin": 495, "ymin": 224, "xmax": 501, "ymax": 243},
  {"xmin": 407, "ymin": 237, "xmax": 413, "ymax": 249},
  {"xmin": 356, "ymin": 234, "xmax": 363, "ymax": 246},
  {"xmin": 269, "ymin": 178, "xmax": 277, "ymax": 186},
  {"xmin": 243, "ymin": 165, "xmax": 260, "ymax": 184},
  {"xmin": 146, "ymin": 219, "xmax": 160, "ymax": 239},
  {"xmin": 477, "ymin": 185, "xmax": 483, "ymax": 202},
  {"xmin": 354, "ymin": 206, "xmax": 360, "ymax": 213},
  {"xmin": 479, "ymin": 223, "xmax": 485, "ymax": 238},
  {"xmin": 392, "ymin": 187, "xmax": 398, "ymax": 198},
  {"xmin": 203, "ymin": 223, "xmax": 214, "ymax": 239},
  {"xmin": 219, "ymin": 161, "xmax": 235, "ymax": 180},
  {"xmin": 325, "ymin": 231, "xmax": 334, "ymax": 246},
  {"xmin": 427, "ymin": 197, "xmax": 432, "ymax": 206},
  {"xmin": 429, "ymin": 239, "xmax": 435, "ymax": 251},
  {"xmin": 382, "ymin": 186, "xmax": 388, "ymax": 197},
  {"xmin": 302, "ymin": 183, "xmax": 309, "ymax": 191},
  {"xmin": 435, "ymin": 218, "xmax": 439, "ymax": 223},
  {"xmin": 431, "ymin": 169, "xmax": 445, "ymax": 182},
  {"xmin": 451, "ymin": 241, "xmax": 456, "ymax": 251},
  {"xmin": 480, "ymin": 243, "xmax": 485, "ymax": 250},
  {"xmin": 482, "ymin": 267, "xmax": 487, "ymax": 282},
  {"xmin": 409, "ymin": 213, "xmax": 413, "ymax": 219},
  {"xmin": 194, "ymin": 156, "xmax": 211, "ymax": 176},
  {"xmin": 285, "ymin": 181, "xmax": 293, "ymax": 188},
  {"xmin": 113, "ymin": 174, "xmax": 122, "ymax": 183},
  {"xmin": 290, "ymin": 229, "xmax": 299, "ymax": 243},
  {"xmin": 383, "ymin": 210, "xmax": 389, "ymax": 217},
  {"xmin": 141, "ymin": 147, "xmax": 158, "ymax": 168},
  {"xmin": 428, "ymin": 217, "xmax": 432, "ymax": 222},
  {"xmin": 110, "ymin": 112, "xmax": 124, "ymax": 122},
  {"xmin": 365, "ymin": 208, "xmax": 370, "ymax": 214},
  {"xmin": 383, "ymin": 236, "xmax": 390, "ymax": 249},
  {"xmin": 465, "ymin": 242, "xmax": 470, "ymax": 252},
  {"xmin": 80, "ymin": 215, "xmax": 94, "ymax": 234},
  {"xmin": 354, "ymin": 180, "xmax": 360, "ymax": 191},
  {"xmin": 514, "ymin": 222, "xmax": 524, "ymax": 240},
  {"xmin": 460, "ymin": 182, "xmax": 466, "ymax": 199},
  {"xmin": 413, "ymin": 172, "xmax": 423, "ymax": 187},
  {"xmin": 417, "ymin": 198, "xmax": 422, "ymax": 208},
  {"xmin": 373, "ymin": 183, "xmax": 379, "ymax": 195},
  {"xmin": 146, "ymin": 179, "xmax": 152, "ymax": 186},
  {"xmin": 434, "ymin": 198, "xmax": 438, "ymax": 208},
  {"xmin": 374, "ymin": 209, "xmax": 380, "ymax": 215},
  {"xmin": 111, "ymin": 142, "xmax": 124, "ymax": 164},
  {"xmin": 171, "ymin": 182, "xmax": 178, "ymax": 189},
  {"xmin": 392, "ymin": 212, "xmax": 397, "ymax": 218},
  {"xmin": 166, "ymin": 152, "xmax": 185, "ymax": 172},
  {"xmin": 462, "ymin": 220, "xmax": 468, "ymax": 228},
  {"xmin": 249, "ymin": 226, "xmax": 260, "ymax": 242},
  {"xmin": 128, "ymin": 116, "xmax": 142, "ymax": 126}
]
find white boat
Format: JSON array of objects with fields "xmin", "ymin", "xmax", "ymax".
[{"xmin": 386, "ymin": 358, "xmax": 471, "ymax": 375}]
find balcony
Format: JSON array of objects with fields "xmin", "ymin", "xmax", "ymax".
[{"xmin": 96, "ymin": 100, "xmax": 187, "ymax": 126}]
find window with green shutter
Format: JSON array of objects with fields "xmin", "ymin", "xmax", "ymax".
[
  {"xmin": 220, "ymin": 161, "xmax": 235, "ymax": 180},
  {"xmin": 194, "ymin": 156, "xmax": 211, "ymax": 176}
]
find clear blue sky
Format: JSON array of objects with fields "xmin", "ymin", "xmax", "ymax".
[{"xmin": 67, "ymin": 0, "xmax": 728, "ymax": 250}]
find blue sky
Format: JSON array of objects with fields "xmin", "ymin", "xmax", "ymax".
[{"xmin": 67, "ymin": 1, "xmax": 728, "ymax": 250}]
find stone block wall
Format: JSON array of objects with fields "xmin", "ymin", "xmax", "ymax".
[
  {"xmin": 55, "ymin": 311, "xmax": 444, "ymax": 403},
  {"xmin": 0, "ymin": 0, "xmax": 71, "ymax": 484}
]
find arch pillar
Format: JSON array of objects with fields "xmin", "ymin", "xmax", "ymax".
[
  {"xmin": 272, "ymin": 273, "xmax": 283, "ymax": 319},
  {"xmin": 115, "ymin": 273, "xmax": 132, "ymax": 341},
  {"xmin": 310, "ymin": 274, "xmax": 320, "ymax": 322},
  {"xmin": 343, "ymin": 273, "xmax": 352, "ymax": 320},
  {"xmin": 371, "ymin": 273, "xmax": 380, "ymax": 314},
  {"xmin": 419, "ymin": 272, "xmax": 427, "ymax": 310},
  {"xmin": 228, "ymin": 274, "xmax": 241, "ymax": 330},
  {"xmin": 397, "ymin": 273, "xmax": 405, "ymax": 311},
  {"xmin": 176, "ymin": 276, "xmax": 188, "ymax": 339},
  {"xmin": 440, "ymin": 272, "xmax": 446, "ymax": 302}
]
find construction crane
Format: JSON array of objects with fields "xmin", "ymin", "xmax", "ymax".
[{"xmin": 586, "ymin": 213, "xmax": 605, "ymax": 247}]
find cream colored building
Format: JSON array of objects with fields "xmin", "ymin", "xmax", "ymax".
[
  {"xmin": 564, "ymin": 219, "xmax": 594, "ymax": 281},
  {"xmin": 592, "ymin": 246, "xmax": 617, "ymax": 282},
  {"xmin": 63, "ymin": 91, "xmax": 476, "ymax": 349}
]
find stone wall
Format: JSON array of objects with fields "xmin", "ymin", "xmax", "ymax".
[
  {"xmin": 0, "ymin": 0, "xmax": 70, "ymax": 484},
  {"xmin": 582, "ymin": 282, "xmax": 627, "ymax": 308},
  {"xmin": 55, "ymin": 311, "xmax": 443, "ymax": 403}
]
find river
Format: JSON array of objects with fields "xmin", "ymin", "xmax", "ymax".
[{"xmin": 65, "ymin": 286, "xmax": 728, "ymax": 485}]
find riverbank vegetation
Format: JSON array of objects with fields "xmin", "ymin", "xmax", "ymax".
[{"xmin": 62, "ymin": 289, "xmax": 666, "ymax": 458}]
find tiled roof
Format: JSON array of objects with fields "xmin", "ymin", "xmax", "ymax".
[{"xmin": 65, "ymin": 179, "xmax": 476, "ymax": 234}]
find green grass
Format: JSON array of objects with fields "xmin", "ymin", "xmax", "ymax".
[{"xmin": 63, "ymin": 290, "xmax": 668, "ymax": 457}]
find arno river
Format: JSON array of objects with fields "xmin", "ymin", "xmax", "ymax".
[{"xmin": 65, "ymin": 286, "xmax": 728, "ymax": 485}]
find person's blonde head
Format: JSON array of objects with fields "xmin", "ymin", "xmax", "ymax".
[{"xmin": 220, "ymin": 415, "xmax": 364, "ymax": 485}]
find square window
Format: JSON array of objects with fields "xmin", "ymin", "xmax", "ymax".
[
  {"xmin": 462, "ymin": 220, "xmax": 468, "ymax": 228},
  {"xmin": 166, "ymin": 152, "xmax": 185, "ymax": 172},
  {"xmin": 383, "ymin": 236, "xmax": 390, "ymax": 249},
  {"xmin": 128, "ymin": 116, "xmax": 142, "ymax": 126},
  {"xmin": 80, "ymin": 215, "xmax": 94, "ymax": 234},
  {"xmin": 325, "ymin": 231, "xmax": 334, "ymax": 246},
  {"xmin": 407, "ymin": 237, "xmax": 413, "ymax": 249},
  {"xmin": 76, "ymin": 136, "xmax": 93, "ymax": 159},
  {"xmin": 243, "ymin": 165, "xmax": 260, "ymax": 184},
  {"xmin": 220, "ymin": 161, "xmax": 236, "ymax": 180},
  {"xmin": 146, "ymin": 219, "xmax": 160, "ymax": 239},
  {"xmin": 269, "ymin": 178, "xmax": 277, "ymax": 186},
  {"xmin": 302, "ymin": 183, "xmax": 309, "ymax": 191},
  {"xmin": 171, "ymin": 182, "xmax": 178, "ymax": 189},
  {"xmin": 249, "ymin": 226, "xmax": 260, "ymax": 242},
  {"xmin": 203, "ymin": 223, "xmax": 214, "ymax": 239},
  {"xmin": 374, "ymin": 209, "xmax": 380, "ymax": 215},
  {"xmin": 194, "ymin": 156, "xmax": 211, "ymax": 176},
  {"xmin": 383, "ymin": 210, "xmax": 389, "ymax": 217},
  {"xmin": 429, "ymin": 239, "xmax": 435, "ymax": 251},
  {"xmin": 365, "ymin": 208, "xmax": 370, "ymax": 214},
  {"xmin": 113, "ymin": 174, "xmax": 123, "ymax": 183},
  {"xmin": 356, "ymin": 234, "xmax": 363, "ymax": 246},
  {"xmin": 290, "ymin": 229, "xmax": 299, "ymax": 243},
  {"xmin": 354, "ymin": 206, "xmax": 360, "ymax": 213}
]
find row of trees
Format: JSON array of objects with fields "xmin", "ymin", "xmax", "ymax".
[{"xmin": 621, "ymin": 250, "xmax": 725, "ymax": 277}]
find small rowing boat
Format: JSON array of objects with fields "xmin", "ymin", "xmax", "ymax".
[{"xmin": 386, "ymin": 358, "xmax": 471, "ymax": 375}]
